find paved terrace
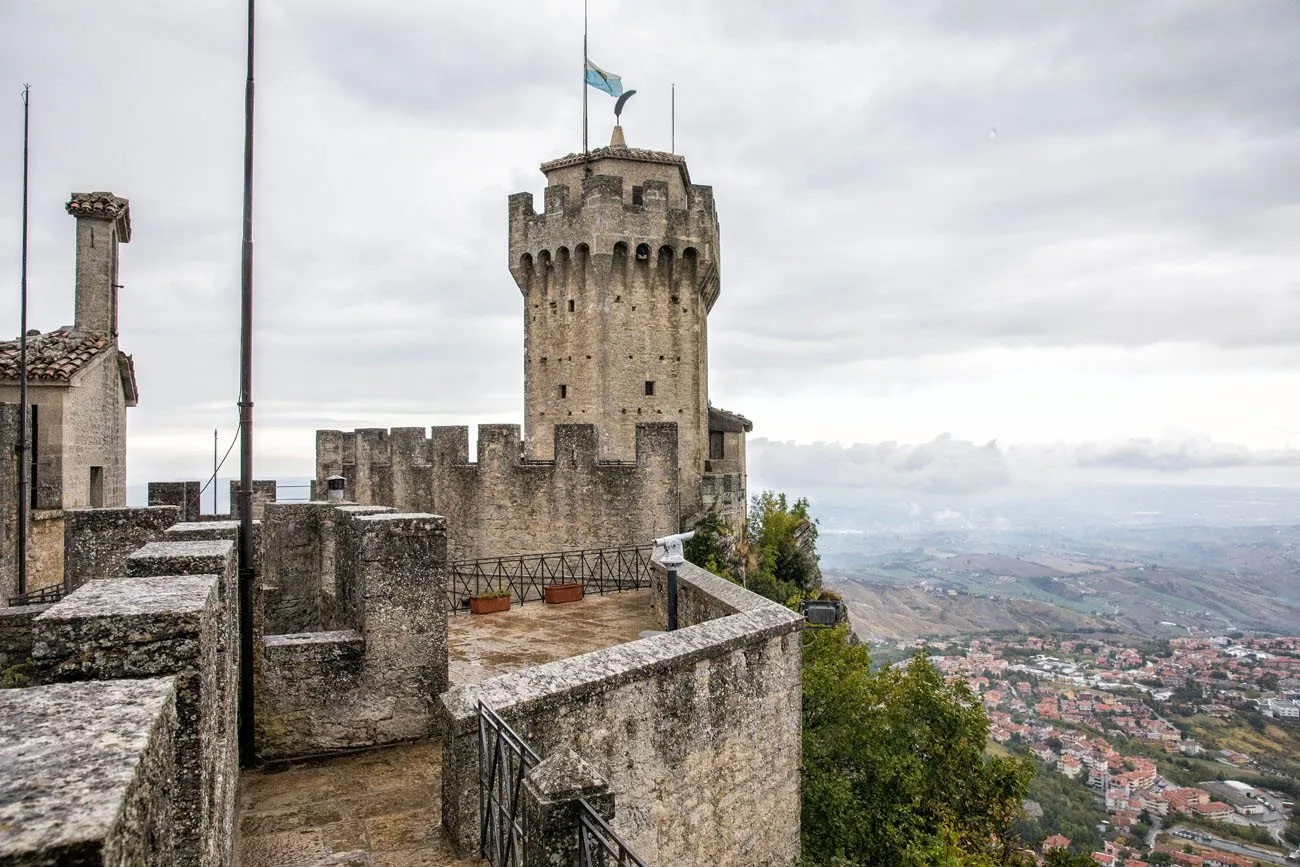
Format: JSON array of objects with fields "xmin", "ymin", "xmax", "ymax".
[{"xmin": 238, "ymin": 590, "xmax": 659, "ymax": 866}]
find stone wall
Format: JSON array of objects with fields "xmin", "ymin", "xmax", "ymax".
[
  {"xmin": 0, "ymin": 603, "xmax": 51, "ymax": 677},
  {"xmin": 149, "ymin": 481, "xmax": 202, "ymax": 522},
  {"xmin": 63, "ymin": 505, "xmax": 180, "ymax": 591},
  {"xmin": 258, "ymin": 502, "xmax": 389, "ymax": 635},
  {"xmin": 256, "ymin": 509, "xmax": 448, "ymax": 760},
  {"xmin": 25, "ymin": 510, "xmax": 65, "ymax": 592},
  {"xmin": 316, "ymin": 422, "xmax": 679, "ymax": 560},
  {"xmin": 29, "ymin": 537, "xmax": 239, "ymax": 867},
  {"xmin": 0, "ymin": 677, "xmax": 179, "ymax": 865},
  {"xmin": 440, "ymin": 558, "xmax": 803, "ymax": 866},
  {"xmin": 230, "ymin": 479, "xmax": 277, "ymax": 520}
]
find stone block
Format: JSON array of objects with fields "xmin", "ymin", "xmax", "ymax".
[
  {"xmin": 148, "ymin": 480, "xmax": 202, "ymax": 522},
  {"xmin": 229, "ymin": 479, "xmax": 276, "ymax": 521},
  {"xmin": 64, "ymin": 505, "xmax": 180, "ymax": 591},
  {"xmin": 31, "ymin": 572, "xmax": 235, "ymax": 867},
  {"xmin": 522, "ymin": 749, "xmax": 613, "ymax": 867},
  {"xmin": 0, "ymin": 677, "xmax": 179, "ymax": 866}
]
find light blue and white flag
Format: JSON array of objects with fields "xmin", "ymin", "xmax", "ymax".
[{"xmin": 585, "ymin": 59, "xmax": 623, "ymax": 97}]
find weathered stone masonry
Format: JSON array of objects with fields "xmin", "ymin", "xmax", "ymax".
[
  {"xmin": 441, "ymin": 558, "xmax": 803, "ymax": 866},
  {"xmin": 316, "ymin": 422, "xmax": 680, "ymax": 560}
]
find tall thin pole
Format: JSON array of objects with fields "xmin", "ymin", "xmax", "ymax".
[
  {"xmin": 582, "ymin": 0, "xmax": 588, "ymax": 158},
  {"xmin": 16, "ymin": 85, "xmax": 30, "ymax": 598},
  {"xmin": 671, "ymin": 82, "xmax": 675, "ymax": 153},
  {"xmin": 236, "ymin": 0, "xmax": 256, "ymax": 767},
  {"xmin": 212, "ymin": 429, "xmax": 218, "ymax": 516}
]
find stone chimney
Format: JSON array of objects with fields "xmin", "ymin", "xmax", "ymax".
[{"xmin": 66, "ymin": 192, "xmax": 131, "ymax": 336}]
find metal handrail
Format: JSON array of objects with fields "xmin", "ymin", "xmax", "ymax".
[
  {"xmin": 7, "ymin": 583, "xmax": 63, "ymax": 607},
  {"xmin": 478, "ymin": 701, "xmax": 540, "ymax": 867},
  {"xmin": 448, "ymin": 544, "xmax": 654, "ymax": 613},
  {"xmin": 577, "ymin": 799, "xmax": 648, "ymax": 867}
]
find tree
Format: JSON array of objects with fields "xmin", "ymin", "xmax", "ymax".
[
  {"xmin": 747, "ymin": 490, "xmax": 821, "ymax": 604},
  {"xmin": 683, "ymin": 508, "xmax": 743, "ymax": 581},
  {"xmin": 1043, "ymin": 851, "xmax": 1096, "ymax": 867},
  {"xmin": 801, "ymin": 626, "xmax": 1034, "ymax": 866}
]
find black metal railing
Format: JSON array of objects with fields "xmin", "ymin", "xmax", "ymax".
[
  {"xmin": 449, "ymin": 545, "xmax": 654, "ymax": 613},
  {"xmin": 479, "ymin": 700, "xmax": 540, "ymax": 867},
  {"xmin": 7, "ymin": 583, "xmax": 63, "ymax": 607},
  {"xmin": 477, "ymin": 701, "xmax": 646, "ymax": 867},
  {"xmin": 578, "ymin": 800, "xmax": 648, "ymax": 867}
]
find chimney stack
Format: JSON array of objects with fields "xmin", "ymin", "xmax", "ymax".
[{"xmin": 66, "ymin": 192, "xmax": 131, "ymax": 336}]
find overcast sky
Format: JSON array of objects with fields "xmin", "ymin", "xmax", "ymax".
[{"xmin": 2, "ymin": 1, "xmax": 1299, "ymax": 491}]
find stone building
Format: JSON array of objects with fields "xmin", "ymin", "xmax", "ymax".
[
  {"xmin": 0, "ymin": 192, "xmax": 138, "ymax": 596},
  {"xmin": 509, "ymin": 127, "xmax": 750, "ymax": 529},
  {"xmin": 317, "ymin": 129, "xmax": 751, "ymax": 551}
]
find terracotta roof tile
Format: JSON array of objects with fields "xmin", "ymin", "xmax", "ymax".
[{"xmin": 0, "ymin": 329, "xmax": 112, "ymax": 383}]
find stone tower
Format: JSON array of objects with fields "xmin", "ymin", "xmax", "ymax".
[{"xmin": 509, "ymin": 128, "xmax": 724, "ymax": 525}]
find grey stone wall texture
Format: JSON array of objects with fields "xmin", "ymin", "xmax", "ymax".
[
  {"xmin": 229, "ymin": 478, "xmax": 277, "ymax": 520},
  {"xmin": 63, "ymin": 505, "xmax": 180, "ymax": 591},
  {"xmin": 257, "ymin": 510, "xmax": 448, "ymax": 759},
  {"xmin": 148, "ymin": 481, "xmax": 201, "ymax": 522},
  {"xmin": 257, "ymin": 502, "xmax": 389, "ymax": 634},
  {"xmin": 440, "ymin": 558, "xmax": 803, "ymax": 866},
  {"xmin": 30, "ymin": 538, "xmax": 238, "ymax": 867},
  {"xmin": 0, "ymin": 677, "xmax": 179, "ymax": 866},
  {"xmin": 0, "ymin": 603, "xmax": 51, "ymax": 674},
  {"xmin": 316, "ymin": 422, "xmax": 679, "ymax": 560}
]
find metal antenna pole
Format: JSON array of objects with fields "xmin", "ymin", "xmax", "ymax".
[
  {"xmin": 213, "ymin": 429, "xmax": 218, "ymax": 515},
  {"xmin": 671, "ymin": 82, "xmax": 675, "ymax": 153},
  {"xmin": 236, "ymin": 0, "xmax": 257, "ymax": 767},
  {"xmin": 16, "ymin": 84, "xmax": 31, "ymax": 598}
]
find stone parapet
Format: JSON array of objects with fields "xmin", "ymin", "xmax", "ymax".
[
  {"xmin": 439, "ymin": 559, "xmax": 802, "ymax": 865},
  {"xmin": 256, "ymin": 509, "xmax": 448, "ymax": 760},
  {"xmin": 148, "ymin": 481, "xmax": 202, "ymax": 522},
  {"xmin": 316, "ymin": 423, "xmax": 679, "ymax": 560},
  {"xmin": 30, "ymin": 536, "xmax": 239, "ymax": 867},
  {"xmin": 64, "ymin": 505, "xmax": 180, "ymax": 591},
  {"xmin": 0, "ymin": 677, "xmax": 178, "ymax": 865}
]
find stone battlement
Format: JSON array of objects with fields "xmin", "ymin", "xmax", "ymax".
[{"xmin": 315, "ymin": 422, "xmax": 680, "ymax": 559}]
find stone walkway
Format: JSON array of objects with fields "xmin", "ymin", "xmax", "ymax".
[
  {"xmin": 239, "ymin": 590, "xmax": 660, "ymax": 866},
  {"xmin": 239, "ymin": 740, "xmax": 470, "ymax": 867}
]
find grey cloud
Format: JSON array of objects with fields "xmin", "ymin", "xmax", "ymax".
[
  {"xmin": 1072, "ymin": 438, "xmax": 1300, "ymax": 472},
  {"xmin": 749, "ymin": 435, "xmax": 1012, "ymax": 494}
]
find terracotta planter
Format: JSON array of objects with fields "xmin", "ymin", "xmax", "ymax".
[
  {"xmin": 544, "ymin": 582, "xmax": 584, "ymax": 605},
  {"xmin": 470, "ymin": 595, "xmax": 512, "ymax": 614}
]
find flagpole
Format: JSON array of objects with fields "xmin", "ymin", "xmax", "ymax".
[
  {"xmin": 671, "ymin": 82, "xmax": 675, "ymax": 153},
  {"xmin": 582, "ymin": 0, "xmax": 588, "ymax": 159}
]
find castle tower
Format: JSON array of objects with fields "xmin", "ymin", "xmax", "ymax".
[{"xmin": 509, "ymin": 128, "xmax": 726, "ymax": 525}]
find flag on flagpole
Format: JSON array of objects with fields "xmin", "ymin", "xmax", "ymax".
[{"xmin": 585, "ymin": 59, "xmax": 623, "ymax": 97}]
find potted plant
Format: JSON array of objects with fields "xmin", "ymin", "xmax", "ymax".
[
  {"xmin": 544, "ymin": 581, "xmax": 584, "ymax": 605},
  {"xmin": 469, "ymin": 590, "xmax": 513, "ymax": 614}
]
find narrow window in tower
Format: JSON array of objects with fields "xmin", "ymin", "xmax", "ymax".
[
  {"xmin": 568, "ymin": 299, "xmax": 575, "ymax": 312},
  {"xmin": 644, "ymin": 381, "xmax": 655, "ymax": 396},
  {"xmin": 710, "ymin": 430, "xmax": 725, "ymax": 460},
  {"xmin": 559, "ymin": 384, "xmax": 568, "ymax": 399},
  {"xmin": 632, "ymin": 185, "xmax": 644, "ymax": 206}
]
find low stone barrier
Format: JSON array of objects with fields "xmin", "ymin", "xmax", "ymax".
[
  {"xmin": 63, "ymin": 505, "xmax": 181, "ymax": 591},
  {"xmin": 0, "ymin": 677, "xmax": 180, "ymax": 865},
  {"xmin": 440, "ymin": 558, "xmax": 803, "ymax": 867},
  {"xmin": 256, "ymin": 510, "xmax": 448, "ymax": 759},
  {"xmin": 0, "ymin": 603, "xmax": 52, "ymax": 681},
  {"xmin": 29, "ymin": 537, "xmax": 239, "ymax": 867}
]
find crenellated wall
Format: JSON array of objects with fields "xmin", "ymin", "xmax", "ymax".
[{"xmin": 316, "ymin": 422, "xmax": 680, "ymax": 560}]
